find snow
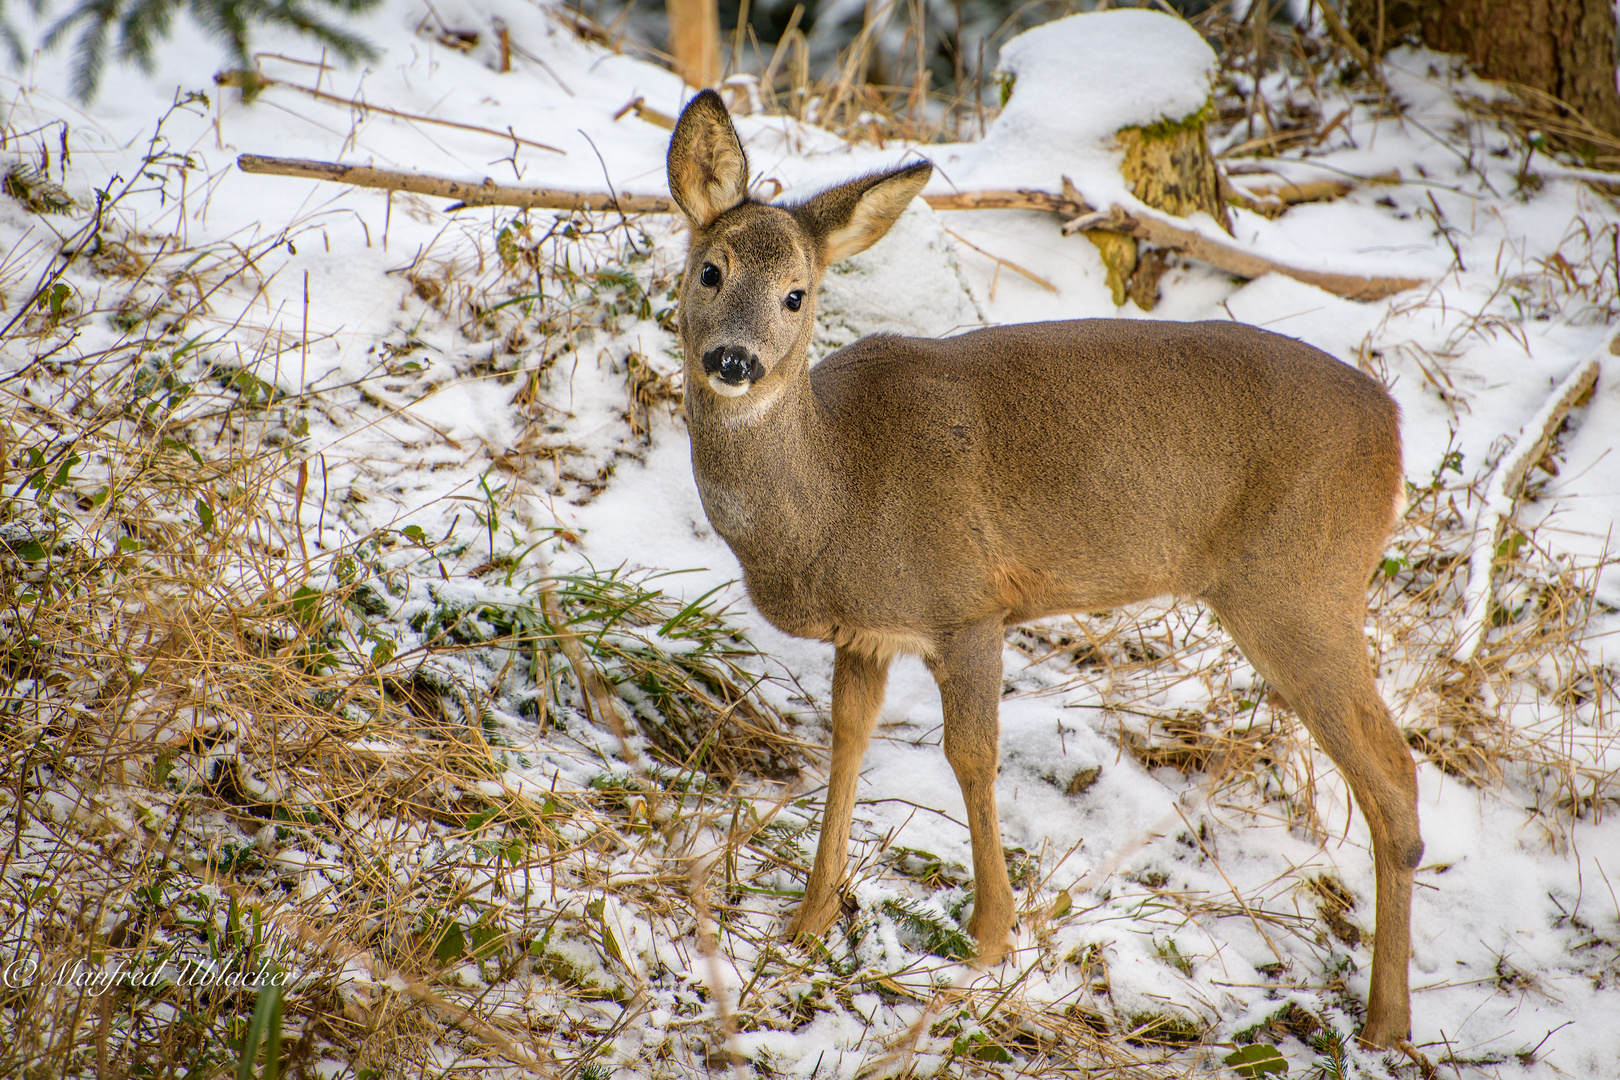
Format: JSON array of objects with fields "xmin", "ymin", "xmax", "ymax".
[
  {"xmin": 961, "ymin": 9, "xmax": 1219, "ymax": 207},
  {"xmin": 3, "ymin": 2, "xmax": 1619, "ymax": 1078},
  {"xmin": 813, "ymin": 200, "xmax": 985, "ymax": 359},
  {"xmin": 1455, "ymin": 355, "xmax": 1605, "ymax": 658}
]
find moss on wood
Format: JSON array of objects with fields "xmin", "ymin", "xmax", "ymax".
[{"xmin": 1084, "ymin": 103, "xmax": 1229, "ymax": 309}]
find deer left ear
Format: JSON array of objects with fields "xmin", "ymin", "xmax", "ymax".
[
  {"xmin": 667, "ymin": 90, "xmax": 751, "ymax": 230},
  {"xmin": 791, "ymin": 161, "xmax": 933, "ymax": 264}
]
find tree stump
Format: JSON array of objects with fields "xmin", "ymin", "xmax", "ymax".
[
  {"xmin": 1085, "ymin": 108, "xmax": 1232, "ymax": 309},
  {"xmin": 982, "ymin": 10, "xmax": 1234, "ymax": 309}
]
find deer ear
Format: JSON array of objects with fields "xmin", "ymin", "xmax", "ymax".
[
  {"xmin": 792, "ymin": 161, "xmax": 933, "ymax": 264},
  {"xmin": 667, "ymin": 90, "xmax": 751, "ymax": 229}
]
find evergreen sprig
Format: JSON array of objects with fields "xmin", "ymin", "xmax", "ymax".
[{"xmin": 20, "ymin": 0, "xmax": 380, "ymax": 100}]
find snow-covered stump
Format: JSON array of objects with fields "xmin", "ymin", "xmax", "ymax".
[
  {"xmin": 1113, "ymin": 109, "xmax": 1234, "ymax": 307},
  {"xmin": 989, "ymin": 10, "xmax": 1230, "ymax": 308}
]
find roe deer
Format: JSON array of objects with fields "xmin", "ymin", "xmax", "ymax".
[{"xmin": 667, "ymin": 89, "xmax": 1420, "ymax": 1049}]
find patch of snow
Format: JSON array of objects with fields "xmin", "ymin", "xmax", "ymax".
[
  {"xmin": 955, "ymin": 9, "xmax": 1217, "ymax": 208},
  {"xmin": 813, "ymin": 200, "xmax": 985, "ymax": 359}
]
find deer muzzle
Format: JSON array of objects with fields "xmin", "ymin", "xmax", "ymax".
[{"xmin": 702, "ymin": 345, "xmax": 766, "ymax": 396}]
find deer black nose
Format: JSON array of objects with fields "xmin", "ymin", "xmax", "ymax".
[{"xmin": 702, "ymin": 345, "xmax": 766, "ymax": 386}]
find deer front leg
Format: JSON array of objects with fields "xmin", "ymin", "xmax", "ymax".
[
  {"xmin": 786, "ymin": 645, "xmax": 892, "ymax": 941},
  {"xmin": 930, "ymin": 617, "xmax": 1014, "ymax": 964}
]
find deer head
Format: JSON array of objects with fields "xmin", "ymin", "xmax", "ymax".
[{"xmin": 667, "ymin": 89, "xmax": 932, "ymax": 402}]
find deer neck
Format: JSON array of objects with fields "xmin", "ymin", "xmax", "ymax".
[{"xmin": 685, "ymin": 361, "xmax": 839, "ymax": 569}]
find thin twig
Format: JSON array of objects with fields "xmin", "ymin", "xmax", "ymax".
[
  {"xmin": 939, "ymin": 225, "xmax": 1058, "ymax": 293},
  {"xmin": 215, "ymin": 72, "xmax": 565, "ymax": 155}
]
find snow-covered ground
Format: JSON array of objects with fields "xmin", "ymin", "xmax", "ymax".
[{"xmin": 2, "ymin": 3, "xmax": 1617, "ymax": 1077}]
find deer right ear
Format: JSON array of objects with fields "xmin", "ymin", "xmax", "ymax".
[
  {"xmin": 791, "ymin": 161, "xmax": 933, "ymax": 265},
  {"xmin": 667, "ymin": 90, "xmax": 751, "ymax": 230}
]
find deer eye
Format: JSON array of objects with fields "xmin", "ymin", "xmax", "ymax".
[
  {"xmin": 785, "ymin": 290, "xmax": 805, "ymax": 312},
  {"xmin": 700, "ymin": 263, "xmax": 721, "ymax": 288}
]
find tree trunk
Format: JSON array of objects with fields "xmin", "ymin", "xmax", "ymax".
[
  {"xmin": 667, "ymin": 0, "xmax": 721, "ymax": 88},
  {"xmin": 1348, "ymin": 0, "xmax": 1620, "ymax": 155}
]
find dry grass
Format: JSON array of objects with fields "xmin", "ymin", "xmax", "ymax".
[
  {"xmin": 0, "ymin": 93, "xmax": 810, "ymax": 1079},
  {"xmin": 1457, "ymin": 81, "xmax": 1620, "ymax": 172},
  {"xmin": 1377, "ymin": 451, "xmax": 1620, "ymax": 823},
  {"xmin": 563, "ymin": 0, "xmax": 1096, "ymax": 144},
  {"xmin": 1195, "ymin": 1, "xmax": 1378, "ymax": 160}
]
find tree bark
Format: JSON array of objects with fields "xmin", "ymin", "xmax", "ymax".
[
  {"xmin": 1348, "ymin": 0, "xmax": 1620, "ymax": 154},
  {"xmin": 667, "ymin": 0, "xmax": 722, "ymax": 88},
  {"xmin": 1096, "ymin": 112, "xmax": 1231, "ymax": 310},
  {"xmin": 1117, "ymin": 120, "xmax": 1233, "ymax": 235}
]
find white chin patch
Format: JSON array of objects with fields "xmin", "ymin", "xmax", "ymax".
[{"xmin": 707, "ymin": 375, "xmax": 752, "ymax": 398}]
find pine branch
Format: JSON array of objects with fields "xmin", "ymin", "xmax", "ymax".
[{"xmin": 35, "ymin": 0, "xmax": 381, "ymax": 99}]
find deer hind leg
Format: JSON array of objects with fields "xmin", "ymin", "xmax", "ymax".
[
  {"xmin": 1208, "ymin": 592, "xmax": 1421, "ymax": 1049},
  {"xmin": 786, "ymin": 645, "xmax": 892, "ymax": 941},
  {"xmin": 928, "ymin": 616, "xmax": 1015, "ymax": 964}
]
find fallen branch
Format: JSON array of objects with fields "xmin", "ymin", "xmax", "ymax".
[
  {"xmin": 1072, "ymin": 204, "xmax": 1424, "ymax": 301},
  {"xmin": 1455, "ymin": 354, "xmax": 1602, "ymax": 661},
  {"xmin": 1235, "ymin": 177, "xmax": 1353, "ymax": 203},
  {"xmin": 237, "ymin": 154, "xmax": 669, "ymax": 213},
  {"xmin": 1220, "ymin": 173, "xmax": 1400, "ymax": 217},
  {"xmin": 612, "ymin": 95, "xmax": 677, "ymax": 130},
  {"xmin": 922, "ymin": 188, "xmax": 1091, "ymax": 217},
  {"xmin": 234, "ymin": 154, "xmax": 1425, "ymax": 299}
]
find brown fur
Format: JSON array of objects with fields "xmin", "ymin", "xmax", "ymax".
[{"xmin": 667, "ymin": 89, "xmax": 1420, "ymax": 1049}]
